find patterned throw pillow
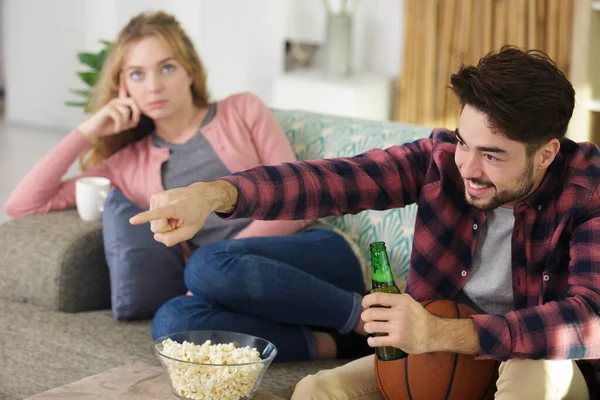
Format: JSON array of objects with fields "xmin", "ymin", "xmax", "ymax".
[{"xmin": 273, "ymin": 110, "xmax": 432, "ymax": 281}]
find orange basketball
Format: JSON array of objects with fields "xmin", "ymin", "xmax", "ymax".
[{"xmin": 374, "ymin": 300, "xmax": 498, "ymax": 400}]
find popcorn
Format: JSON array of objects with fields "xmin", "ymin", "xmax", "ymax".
[{"xmin": 159, "ymin": 339, "xmax": 263, "ymax": 400}]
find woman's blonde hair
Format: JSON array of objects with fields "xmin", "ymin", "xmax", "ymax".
[{"xmin": 80, "ymin": 11, "xmax": 210, "ymax": 170}]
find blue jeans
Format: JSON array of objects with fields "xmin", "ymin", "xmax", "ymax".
[{"xmin": 152, "ymin": 229, "xmax": 365, "ymax": 362}]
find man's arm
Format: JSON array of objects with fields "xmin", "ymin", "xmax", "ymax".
[
  {"xmin": 130, "ymin": 129, "xmax": 453, "ymax": 246},
  {"xmin": 216, "ymin": 132, "xmax": 444, "ymax": 222},
  {"xmin": 208, "ymin": 180, "xmax": 239, "ymax": 213},
  {"xmin": 431, "ymin": 317, "xmax": 480, "ymax": 355}
]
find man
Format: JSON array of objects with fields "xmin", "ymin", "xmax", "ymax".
[{"xmin": 131, "ymin": 47, "xmax": 598, "ymax": 399}]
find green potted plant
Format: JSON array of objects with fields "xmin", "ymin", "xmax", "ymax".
[{"xmin": 66, "ymin": 40, "xmax": 113, "ymax": 111}]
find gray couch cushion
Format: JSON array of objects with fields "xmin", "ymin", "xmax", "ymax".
[{"xmin": 0, "ymin": 210, "xmax": 110, "ymax": 312}]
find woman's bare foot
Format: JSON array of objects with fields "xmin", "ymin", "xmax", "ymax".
[
  {"xmin": 352, "ymin": 293, "xmax": 368, "ymax": 336},
  {"xmin": 353, "ymin": 316, "xmax": 367, "ymax": 336},
  {"xmin": 314, "ymin": 331, "xmax": 336, "ymax": 359}
]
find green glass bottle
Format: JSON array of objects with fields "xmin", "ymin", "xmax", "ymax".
[{"xmin": 369, "ymin": 241, "xmax": 409, "ymax": 361}]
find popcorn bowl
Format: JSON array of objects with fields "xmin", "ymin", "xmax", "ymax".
[{"xmin": 154, "ymin": 330, "xmax": 278, "ymax": 400}]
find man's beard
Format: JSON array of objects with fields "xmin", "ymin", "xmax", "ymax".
[{"xmin": 466, "ymin": 160, "xmax": 534, "ymax": 211}]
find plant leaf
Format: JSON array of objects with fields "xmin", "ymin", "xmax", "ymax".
[
  {"xmin": 100, "ymin": 40, "xmax": 114, "ymax": 52},
  {"xmin": 96, "ymin": 49, "xmax": 109, "ymax": 71},
  {"xmin": 65, "ymin": 101, "xmax": 87, "ymax": 108},
  {"xmin": 69, "ymin": 88, "xmax": 91, "ymax": 98},
  {"xmin": 77, "ymin": 53, "xmax": 99, "ymax": 70},
  {"xmin": 77, "ymin": 71, "xmax": 99, "ymax": 87}
]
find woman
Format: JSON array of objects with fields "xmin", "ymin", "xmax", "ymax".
[{"xmin": 3, "ymin": 11, "xmax": 370, "ymax": 362}]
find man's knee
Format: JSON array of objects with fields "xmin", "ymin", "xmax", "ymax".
[
  {"xmin": 291, "ymin": 374, "xmax": 334, "ymax": 400},
  {"xmin": 292, "ymin": 356, "xmax": 383, "ymax": 400},
  {"xmin": 497, "ymin": 359, "xmax": 589, "ymax": 400}
]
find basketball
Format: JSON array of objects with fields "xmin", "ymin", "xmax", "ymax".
[{"xmin": 374, "ymin": 300, "xmax": 498, "ymax": 400}]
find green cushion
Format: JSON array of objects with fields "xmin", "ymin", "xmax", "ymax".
[{"xmin": 273, "ymin": 110, "xmax": 432, "ymax": 280}]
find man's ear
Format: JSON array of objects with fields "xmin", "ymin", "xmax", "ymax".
[{"xmin": 536, "ymin": 139, "xmax": 560, "ymax": 170}]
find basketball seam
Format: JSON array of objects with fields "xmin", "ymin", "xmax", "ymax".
[
  {"xmin": 404, "ymin": 355, "xmax": 413, "ymax": 400},
  {"xmin": 422, "ymin": 300, "xmax": 436, "ymax": 308},
  {"xmin": 443, "ymin": 302, "xmax": 461, "ymax": 400},
  {"xmin": 374, "ymin": 356, "xmax": 392, "ymax": 400}
]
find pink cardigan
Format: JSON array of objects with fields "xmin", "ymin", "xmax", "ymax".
[{"xmin": 3, "ymin": 92, "xmax": 308, "ymax": 239}]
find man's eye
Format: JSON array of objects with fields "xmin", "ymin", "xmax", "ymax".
[{"xmin": 484, "ymin": 154, "xmax": 498, "ymax": 161}]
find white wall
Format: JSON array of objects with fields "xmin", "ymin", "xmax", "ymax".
[
  {"xmin": 285, "ymin": 0, "xmax": 404, "ymax": 78},
  {"xmin": 354, "ymin": 0, "xmax": 404, "ymax": 78},
  {"xmin": 4, "ymin": 0, "xmax": 400, "ymax": 129},
  {"xmin": 5, "ymin": 0, "xmax": 89, "ymax": 128},
  {"xmin": 0, "ymin": 0, "xmax": 4, "ymax": 90},
  {"xmin": 199, "ymin": 0, "xmax": 285, "ymax": 104},
  {"xmin": 4, "ymin": 0, "xmax": 284, "ymax": 129}
]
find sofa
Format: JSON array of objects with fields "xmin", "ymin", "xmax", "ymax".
[{"xmin": 0, "ymin": 109, "xmax": 432, "ymax": 400}]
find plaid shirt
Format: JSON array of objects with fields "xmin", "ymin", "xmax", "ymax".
[{"xmin": 220, "ymin": 128, "xmax": 600, "ymax": 386}]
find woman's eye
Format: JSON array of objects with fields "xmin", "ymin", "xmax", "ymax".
[
  {"xmin": 130, "ymin": 70, "xmax": 143, "ymax": 80},
  {"xmin": 162, "ymin": 64, "xmax": 175, "ymax": 73}
]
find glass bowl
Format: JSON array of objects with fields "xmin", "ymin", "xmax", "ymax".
[{"xmin": 153, "ymin": 330, "xmax": 278, "ymax": 400}]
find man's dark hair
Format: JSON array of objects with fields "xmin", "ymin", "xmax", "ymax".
[{"xmin": 450, "ymin": 45, "xmax": 575, "ymax": 155}]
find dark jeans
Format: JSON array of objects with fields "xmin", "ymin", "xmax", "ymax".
[{"xmin": 152, "ymin": 230, "xmax": 365, "ymax": 362}]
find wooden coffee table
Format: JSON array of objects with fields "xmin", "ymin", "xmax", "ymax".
[{"xmin": 26, "ymin": 362, "xmax": 285, "ymax": 400}]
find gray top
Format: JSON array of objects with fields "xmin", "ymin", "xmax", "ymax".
[
  {"xmin": 152, "ymin": 104, "xmax": 252, "ymax": 249},
  {"xmin": 462, "ymin": 207, "xmax": 515, "ymax": 315}
]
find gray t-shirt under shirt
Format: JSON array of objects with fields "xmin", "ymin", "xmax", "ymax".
[{"xmin": 462, "ymin": 207, "xmax": 515, "ymax": 315}]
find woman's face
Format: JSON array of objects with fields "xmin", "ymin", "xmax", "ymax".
[{"xmin": 121, "ymin": 36, "xmax": 193, "ymax": 120}]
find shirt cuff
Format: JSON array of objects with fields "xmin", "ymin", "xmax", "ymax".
[{"xmin": 470, "ymin": 313, "xmax": 512, "ymax": 361}]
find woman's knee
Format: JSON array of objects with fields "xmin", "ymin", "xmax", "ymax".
[
  {"xmin": 151, "ymin": 296, "xmax": 188, "ymax": 340},
  {"xmin": 184, "ymin": 240, "xmax": 237, "ymax": 292}
]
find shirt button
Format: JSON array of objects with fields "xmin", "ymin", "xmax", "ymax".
[
  {"xmin": 538, "ymin": 205, "xmax": 542, "ymax": 211},
  {"xmin": 461, "ymin": 270, "xmax": 468, "ymax": 277},
  {"xmin": 543, "ymin": 274, "xmax": 550, "ymax": 281},
  {"xmin": 473, "ymin": 223, "xmax": 478, "ymax": 230}
]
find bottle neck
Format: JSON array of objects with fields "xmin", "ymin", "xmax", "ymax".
[
  {"xmin": 372, "ymin": 266, "xmax": 395, "ymax": 286},
  {"xmin": 371, "ymin": 247, "xmax": 395, "ymax": 285},
  {"xmin": 372, "ymin": 279, "xmax": 396, "ymax": 289}
]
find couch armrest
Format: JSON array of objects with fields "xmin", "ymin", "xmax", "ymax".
[{"xmin": 0, "ymin": 210, "xmax": 110, "ymax": 312}]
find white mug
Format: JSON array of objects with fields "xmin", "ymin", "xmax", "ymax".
[{"xmin": 75, "ymin": 177, "xmax": 111, "ymax": 222}]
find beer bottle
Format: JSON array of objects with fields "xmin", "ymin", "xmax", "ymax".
[{"xmin": 369, "ymin": 241, "xmax": 408, "ymax": 361}]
